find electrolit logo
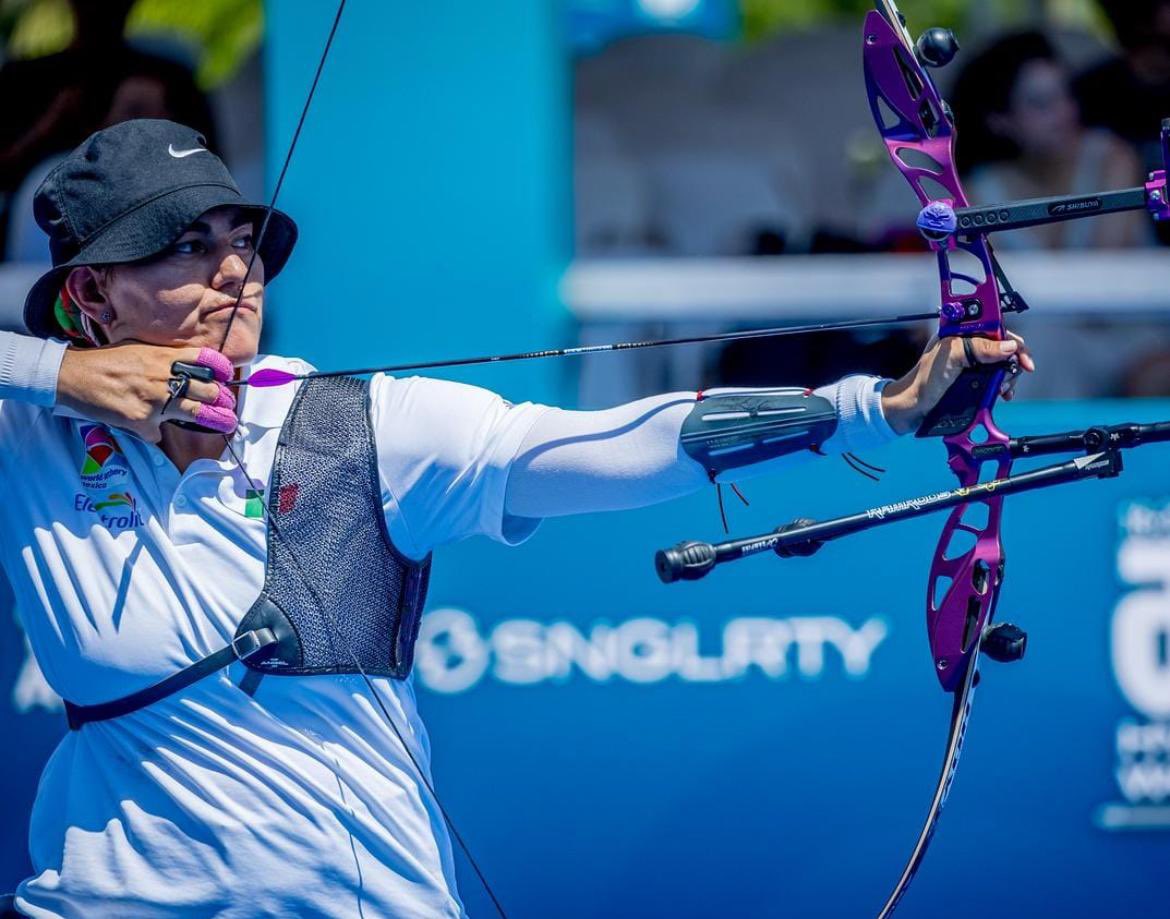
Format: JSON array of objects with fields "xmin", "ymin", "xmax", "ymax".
[{"xmin": 76, "ymin": 424, "xmax": 141, "ymax": 531}]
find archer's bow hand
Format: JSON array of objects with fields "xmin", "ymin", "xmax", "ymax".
[
  {"xmin": 880, "ymin": 331, "xmax": 1036, "ymax": 436},
  {"xmin": 58, "ymin": 343, "xmax": 237, "ymax": 442}
]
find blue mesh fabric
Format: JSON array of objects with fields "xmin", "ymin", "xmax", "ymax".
[{"xmin": 240, "ymin": 376, "xmax": 430, "ymax": 679}]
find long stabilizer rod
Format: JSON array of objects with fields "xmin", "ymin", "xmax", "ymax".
[{"xmin": 656, "ymin": 450, "xmax": 1122, "ymax": 583}]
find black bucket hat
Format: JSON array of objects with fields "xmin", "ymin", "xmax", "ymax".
[{"xmin": 24, "ymin": 118, "xmax": 298, "ymax": 339}]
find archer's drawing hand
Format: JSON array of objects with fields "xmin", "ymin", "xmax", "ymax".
[
  {"xmin": 880, "ymin": 331, "xmax": 1035, "ymax": 436},
  {"xmin": 57, "ymin": 343, "xmax": 236, "ymax": 443}
]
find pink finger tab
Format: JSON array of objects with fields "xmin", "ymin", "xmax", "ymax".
[
  {"xmin": 194, "ymin": 404, "xmax": 238, "ymax": 434},
  {"xmin": 195, "ymin": 347, "xmax": 233, "ymax": 383},
  {"xmin": 214, "ymin": 383, "xmax": 236, "ymax": 409}
]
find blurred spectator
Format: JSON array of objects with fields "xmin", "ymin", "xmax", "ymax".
[
  {"xmin": 574, "ymin": 34, "xmax": 811, "ymax": 258},
  {"xmin": 0, "ymin": 0, "xmax": 217, "ymax": 255},
  {"xmin": 1075, "ymin": 0, "xmax": 1170, "ymax": 171},
  {"xmin": 573, "ymin": 112, "xmax": 661, "ymax": 256},
  {"xmin": 952, "ymin": 31, "xmax": 1151, "ymax": 251}
]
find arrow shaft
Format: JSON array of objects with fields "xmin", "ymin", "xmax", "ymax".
[{"xmin": 237, "ymin": 310, "xmax": 939, "ymax": 385}]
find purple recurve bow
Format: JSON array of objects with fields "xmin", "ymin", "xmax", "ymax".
[
  {"xmin": 863, "ymin": 3, "xmax": 1025, "ymax": 915},
  {"xmin": 656, "ymin": 4, "xmax": 1170, "ymax": 915}
]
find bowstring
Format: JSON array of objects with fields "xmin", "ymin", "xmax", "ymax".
[
  {"xmin": 216, "ymin": 0, "xmax": 346, "ymax": 354},
  {"xmin": 214, "ymin": 3, "xmax": 510, "ymax": 915}
]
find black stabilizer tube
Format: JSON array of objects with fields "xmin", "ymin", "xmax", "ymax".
[
  {"xmin": 655, "ymin": 450, "xmax": 1124, "ymax": 584},
  {"xmin": 972, "ymin": 420, "xmax": 1170, "ymax": 461}
]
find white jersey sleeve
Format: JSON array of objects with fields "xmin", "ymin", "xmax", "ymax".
[
  {"xmin": 369, "ymin": 374, "xmax": 550, "ymax": 558},
  {"xmin": 0, "ymin": 330, "xmax": 66, "ymax": 405},
  {"xmin": 370, "ymin": 373, "xmax": 897, "ymax": 555},
  {"xmin": 502, "ymin": 374, "xmax": 897, "ymax": 519}
]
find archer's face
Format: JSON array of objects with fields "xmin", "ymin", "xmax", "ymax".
[{"xmin": 100, "ymin": 206, "xmax": 265, "ymax": 364}]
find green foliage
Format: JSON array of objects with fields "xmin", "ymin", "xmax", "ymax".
[
  {"xmin": 4, "ymin": 0, "xmax": 70, "ymax": 58},
  {"xmin": 741, "ymin": 0, "xmax": 966, "ymax": 41},
  {"xmin": 738, "ymin": 0, "xmax": 1113, "ymax": 42},
  {"xmin": 129, "ymin": 0, "xmax": 262, "ymax": 88},
  {"xmin": 2, "ymin": 0, "xmax": 262, "ymax": 87}
]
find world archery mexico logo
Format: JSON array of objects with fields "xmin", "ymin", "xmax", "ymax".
[
  {"xmin": 79, "ymin": 424, "xmax": 130, "ymax": 490},
  {"xmin": 76, "ymin": 424, "xmax": 141, "ymax": 530}
]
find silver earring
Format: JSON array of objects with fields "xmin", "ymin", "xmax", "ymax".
[{"xmin": 100, "ymin": 310, "xmax": 113, "ymax": 323}]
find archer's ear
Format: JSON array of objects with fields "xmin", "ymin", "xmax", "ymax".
[{"xmin": 63, "ymin": 266, "xmax": 112, "ymax": 324}]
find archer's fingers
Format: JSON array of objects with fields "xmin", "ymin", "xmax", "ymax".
[
  {"xmin": 164, "ymin": 391, "xmax": 238, "ymax": 433},
  {"xmin": 1004, "ymin": 330, "xmax": 1036, "ymax": 373},
  {"xmin": 185, "ymin": 379, "xmax": 225, "ymax": 405},
  {"xmin": 193, "ymin": 347, "xmax": 233, "ymax": 383},
  {"xmin": 963, "ymin": 336, "xmax": 1020, "ymax": 367},
  {"xmin": 192, "ymin": 403, "xmax": 238, "ymax": 433}
]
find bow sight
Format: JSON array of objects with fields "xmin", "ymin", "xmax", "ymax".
[{"xmin": 919, "ymin": 119, "xmax": 1170, "ymax": 245}]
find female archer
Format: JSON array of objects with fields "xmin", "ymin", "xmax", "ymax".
[{"xmin": 0, "ymin": 119, "xmax": 1031, "ymax": 917}]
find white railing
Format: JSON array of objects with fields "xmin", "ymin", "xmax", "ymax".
[
  {"xmin": 562, "ymin": 251, "xmax": 1170, "ymax": 321},
  {"xmin": 562, "ymin": 251, "xmax": 1170, "ymax": 405}
]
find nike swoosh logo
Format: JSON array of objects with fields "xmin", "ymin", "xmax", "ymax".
[{"xmin": 167, "ymin": 144, "xmax": 207, "ymax": 159}]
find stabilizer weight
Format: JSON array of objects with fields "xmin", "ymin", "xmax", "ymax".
[
  {"xmin": 915, "ymin": 27, "xmax": 959, "ymax": 68},
  {"xmin": 982, "ymin": 622, "xmax": 1027, "ymax": 663},
  {"xmin": 655, "ymin": 541, "xmax": 716, "ymax": 584},
  {"xmin": 773, "ymin": 517, "xmax": 823, "ymax": 558}
]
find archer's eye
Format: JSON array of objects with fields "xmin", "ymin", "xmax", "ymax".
[
  {"xmin": 172, "ymin": 238, "xmax": 205, "ymax": 255},
  {"xmin": 233, "ymin": 233, "xmax": 255, "ymax": 251}
]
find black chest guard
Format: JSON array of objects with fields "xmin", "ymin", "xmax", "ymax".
[{"xmin": 65, "ymin": 375, "xmax": 430, "ymax": 730}]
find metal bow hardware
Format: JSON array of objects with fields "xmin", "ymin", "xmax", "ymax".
[{"xmin": 657, "ymin": 2, "xmax": 1170, "ymax": 915}]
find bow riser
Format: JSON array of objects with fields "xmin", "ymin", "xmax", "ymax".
[
  {"xmin": 927, "ymin": 488, "xmax": 1006, "ymax": 690},
  {"xmin": 863, "ymin": 8, "xmax": 1011, "ymax": 692}
]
